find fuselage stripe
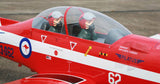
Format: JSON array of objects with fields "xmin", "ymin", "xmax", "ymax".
[{"xmin": 0, "ymin": 30, "xmax": 160, "ymax": 83}]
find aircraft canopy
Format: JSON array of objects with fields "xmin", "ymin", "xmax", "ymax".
[{"xmin": 32, "ymin": 6, "xmax": 132, "ymax": 44}]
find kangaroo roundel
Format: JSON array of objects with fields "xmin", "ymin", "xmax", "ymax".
[{"xmin": 19, "ymin": 38, "xmax": 32, "ymax": 58}]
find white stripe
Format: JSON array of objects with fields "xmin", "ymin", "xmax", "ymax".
[{"xmin": 0, "ymin": 30, "xmax": 160, "ymax": 83}]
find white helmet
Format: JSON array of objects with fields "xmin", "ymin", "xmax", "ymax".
[
  {"xmin": 83, "ymin": 12, "xmax": 96, "ymax": 20},
  {"xmin": 51, "ymin": 11, "xmax": 63, "ymax": 19}
]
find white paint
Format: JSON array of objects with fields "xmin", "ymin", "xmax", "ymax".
[
  {"xmin": 70, "ymin": 41, "xmax": 77, "ymax": 50},
  {"xmin": 119, "ymin": 46, "xmax": 138, "ymax": 55},
  {"xmin": 150, "ymin": 34, "xmax": 160, "ymax": 40},
  {"xmin": 41, "ymin": 35, "xmax": 47, "ymax": 43},
  {"xmin": 108, "ymin": 72, "xmax": 121, "ymax": 84},
  {"xmin": 21, "ymin": 41, "xmax": 30, "ymax": 55},
  {"xmin": 0, "ymin": 30, "xmax": 160, "ymax": 83}
]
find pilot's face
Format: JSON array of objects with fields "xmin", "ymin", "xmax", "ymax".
[
  {"xmin": 53, "ymin": 17, "xmax": 62, "ymax": 26},
  {"xmin": 85, "ymin": 19, "xmax": 95, "ymax": 29}
]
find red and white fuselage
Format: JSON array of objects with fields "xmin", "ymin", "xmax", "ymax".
[{"xmin": 0, "ymin": 6, "xmax": 160, "ymax": 84}]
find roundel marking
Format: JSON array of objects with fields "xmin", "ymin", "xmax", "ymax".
[{"xmin": 19, "ymin": 38, "xmax": 32, "ymax": 58}]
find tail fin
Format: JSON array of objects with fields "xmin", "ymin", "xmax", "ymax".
[{"xmin": 0, "ymin": 17, "xmax": 19, "ymax": 26}]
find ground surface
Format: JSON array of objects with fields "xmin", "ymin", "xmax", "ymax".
[{"xmin": 0, "ymin": 0, "xmax": 160, "ymax": 83}]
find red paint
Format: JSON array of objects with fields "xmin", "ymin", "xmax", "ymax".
[
  {"xmin": 64, "ymin": 6, "xmax": 72, "ymax": 35},
  {"xmin": 23, "ymin": 44, "xmax": 29, "ymax": 49},
  {"xmin": 54, "ymin": 50, "xmax": 58, "ymax": 56},
  {"xmin": 0, "ymin": 6, "xmax": 160, "ymax": 84}
]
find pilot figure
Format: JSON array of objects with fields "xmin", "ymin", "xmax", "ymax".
[
  {"xmin": 41, "ymin": 11, "xmax": 63, "ymax": 33},
  {"xmin": 78, "ymin": 12, "xmax": 97, "ymax": 40}
]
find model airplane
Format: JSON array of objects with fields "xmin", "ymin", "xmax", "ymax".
[{"xmin": 0, "ymin": 6, "xmax": 160, "ymax": 84}]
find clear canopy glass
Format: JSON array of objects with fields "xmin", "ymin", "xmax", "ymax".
[{"xmin": 32, "ymin": 6, "xmax": 132, "ymax": 44}]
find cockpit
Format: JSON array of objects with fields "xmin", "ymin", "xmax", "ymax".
[{"xmin": 32, "ymin": 6, "xmax": 132, "ymax": 44}]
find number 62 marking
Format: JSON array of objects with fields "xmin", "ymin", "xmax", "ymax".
[{"xmin": 108, "ymin": 72, "xmax": 121, "ymax": 84}]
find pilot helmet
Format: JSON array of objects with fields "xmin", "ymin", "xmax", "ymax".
[
  {"xmin": 51, "ymin": 11, "xmax": 63, "ymax": 19},
  {"xmin": 79, "ymin": 12, "xmax": 96, "ymax": 29},
  {"xmin": 48, "ymin": 11, "xmax": 63, "ymax": 26}
]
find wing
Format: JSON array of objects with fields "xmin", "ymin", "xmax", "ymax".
[{"xmin": 5, "ymin": 73, "xmax": 96, "ymax": 84}]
